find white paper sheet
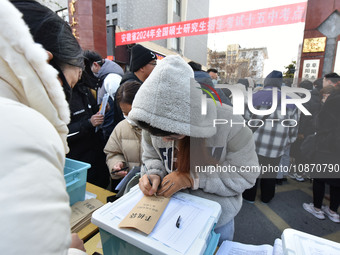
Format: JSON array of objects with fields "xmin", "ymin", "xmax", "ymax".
[
  {"xmin": 111, "ymin": 189, "xmax": 213, "ymax": 254},
  {"xmin": 216, "ymin": 240, "xmax": 274, "ymax": 255},
  {"xmin": 149, "ymin": 196, "xmax": 213, "ymax": 254}
]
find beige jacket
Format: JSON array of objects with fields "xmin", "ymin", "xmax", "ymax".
[
  {"xmin": 0, "ymin": 1, "xmax": 85, "ymax": 254},
  {"xmin": 104, "ymin": 119, "xmax": 142, "ymax": 179}
]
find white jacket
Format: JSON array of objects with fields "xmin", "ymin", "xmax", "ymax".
[{"xmin": 0, "ymin": 1, "xmax": 85, "ymax": 254}]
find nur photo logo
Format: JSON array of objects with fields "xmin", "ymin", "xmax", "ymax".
[{"xmin": 200, "ymin": 85, "xmax": 311, "ymax": 116}]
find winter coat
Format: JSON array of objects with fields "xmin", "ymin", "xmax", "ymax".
[
  {"xmin": 67, "ymin": 82, "xmax": 109, "ymax": 188},
  {"xmin": 0, "ymin": 1, "xmax": 86, "ymax": 254},
  {"xmin": 314, "ymin": 89, "xmax": 340, "ymax": 165},
  {"xmin": 244, "ymin": 86, "xmax": 299, "ymax": 158},
  {"xmin": 129, "ymin": 55, "xmax": 259, "ymax": 228},
  {"xmin": 96, "ymin": 59, "xmax": 124, "ymax": 103},
  {"xmin": 96, "ymin": 60, "xmax": 124, "ymax": 142},
  {"xmin": 298, "ymin": 88, "xmax": 321, "ymax": 137},
  {"xmin": 104, "ymin": 119, "xmax": 142, "ymax": 179}
]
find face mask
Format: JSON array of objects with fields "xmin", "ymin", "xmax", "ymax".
[
  {"xmin": 212, "ymin": 79, "xmax": 218, "ymax": 85},
  {"xmin": 124, "ymin": 115, "xmax": 137, "ymax": 126}
]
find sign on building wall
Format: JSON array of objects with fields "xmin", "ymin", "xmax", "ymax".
[
  {"xmin": 302, "ymin": 37, "xmax": 326, "ymax": 53},
  {"xmin": 115, "ymin": 2, "xmax": 307, "ymax": 46},
  {"xmin": 68, "ymin": 0, "xmax": 79, "ymax": 39},
  {"xmin": 301, "ymin": 59, "xmax": 320, "ymax": 80}
]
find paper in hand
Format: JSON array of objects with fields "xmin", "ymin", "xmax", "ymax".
[{"xmin": 99, "ymin": 93, "xmax": 109, "ymax": 116}]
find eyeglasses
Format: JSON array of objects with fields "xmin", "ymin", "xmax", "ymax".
[{"xmin": 148, "ymin": 62, "xmax": 157, "ymax": 66}]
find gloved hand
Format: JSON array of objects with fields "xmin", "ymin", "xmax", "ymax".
[{"xmin": 157, "ymin": 171, "xmax": 193, "ymax": 197}]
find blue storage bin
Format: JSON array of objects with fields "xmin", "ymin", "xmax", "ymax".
[
  {"xmin": 98, "ymin": 227, "xmax": 220, "ymax": 255},
  {"xmin": 64, "ymin": 158, "xmax": 90, "ymax": 205}
]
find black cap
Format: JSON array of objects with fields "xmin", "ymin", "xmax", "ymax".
[{"xmin": 130, "ymin": 44, "xmax": 157, "ymax": 72}]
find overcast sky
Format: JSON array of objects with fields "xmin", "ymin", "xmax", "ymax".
[{"xmin": 208, "ymin": 0, "xmax": 307, "ymax": 76}]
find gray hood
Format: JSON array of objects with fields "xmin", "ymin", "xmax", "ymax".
[
  {"xmin": 98, "ymin": 59, "xmax": 124, "ymax": 78},
  {"xmin": 129, "ymin": 55, "xmax": 217, "ymax": 138}
]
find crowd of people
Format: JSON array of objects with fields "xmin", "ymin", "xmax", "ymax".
[{"xmin": 1, "ymin": 0, "xmax": 339, "ymax": 254}]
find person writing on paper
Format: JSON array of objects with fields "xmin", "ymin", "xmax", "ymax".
[
  {"xmin": 0, "ymin": 0, "xmax": 86, "ymax": 254},
  {"xmin": 104, "ymin": 81, "xmax": 142, "ymax": 189},
  {"xmin": 128, "ymin": 55, "xmax": 259, "ymax": 243}
]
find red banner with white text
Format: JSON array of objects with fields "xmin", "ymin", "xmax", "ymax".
[{"xmin": 115, "ymin": 2, "xmax": 307, "ymax": 46}]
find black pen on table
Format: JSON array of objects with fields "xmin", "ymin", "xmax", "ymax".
[
  {"xmin": 111, "ymin": 166, "xmax": 129, "ymax": 174},
  {"xmin": 176, "ymin": 215, "xmax": 181, "ymax": 228}
]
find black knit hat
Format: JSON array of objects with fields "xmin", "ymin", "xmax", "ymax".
[{"xmin": 130, "ymin": 44, "xmax": 157, "ymax": 72}]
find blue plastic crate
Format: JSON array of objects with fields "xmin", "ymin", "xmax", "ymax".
[{"xmin": 64, "ymin": 158, "xmax": 90, "ymax": 205}]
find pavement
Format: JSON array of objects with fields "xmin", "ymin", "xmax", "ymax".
[{"xmin": 233, "ymin": 177, "xmax": 340, "ymax": 245}]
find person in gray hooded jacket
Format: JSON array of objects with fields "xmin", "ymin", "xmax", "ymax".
[
  {"xmin": 128, "ymin": 55, "xmax": 259, "ymax": 244},
  {"xmin": 84, "ymin": 50, "xmax": 124, "ymax": 142}
]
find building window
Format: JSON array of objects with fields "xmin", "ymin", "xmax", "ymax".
[
  {"xmin": 241, "ymin": 52, "xmax": 246, "ymax": 58},
  {"xmin": 173, "ymin": 0, "xmax": 181, "ymax": 16},
  {"xmin": 253, "ymin": 51, "xmax": 258, "ymax": 56},
  {"xmin": 112, "ymin": 4, "xmax": 117, "ymax": 12},
  {"xmin": 253, "ymin": 60, "xmax": 257, "ymax": 66},
  {"xmin": 106, "ymin": 20, "xmax": 110, "ymax": 25},
  {"xmin": 227, "ymin": 51, "xmax": 231, "ymax": 55},
  {"xmin": 106, "ymin": 6, "xmax": 109, "ymax": 14},
  {"xmin": 112, "ymin": 19, "xmax": 117, "ymax": 25},
  {"xmin": 232, "ymin": 56, "xmax": 236, "ymax": 62},
  {"xmin": 171, "ymin": 37, "xmax": 180, "ymax": 51},
  {"xmin": 232, "ymin": 50, "xmax": 237, "ymax": 55}
]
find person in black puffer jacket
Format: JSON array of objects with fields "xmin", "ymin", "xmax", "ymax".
[
  {"xmin": 303, "ymin": 85, "xmax": 340, "ymax": 223},
  {"xmin": 67, "ymin": 71, "xmax": 110, "ymax": 189}
]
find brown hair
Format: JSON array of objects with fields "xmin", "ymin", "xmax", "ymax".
[
  {"xmin": 177, "ymin": 137, "xmax": 218, "ymax": 173},
  {"xmin": 116, "ymin": 80, "xmax": 142, "ymax": 105}
]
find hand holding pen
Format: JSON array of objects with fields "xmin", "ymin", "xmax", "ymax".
[
  {"xmin": 111, "ymin": 162, "xmax": 128, "ymax": 177},
  {"xmin": 139, "ymin": 163, "xmax": 161, "ymax": 196}
]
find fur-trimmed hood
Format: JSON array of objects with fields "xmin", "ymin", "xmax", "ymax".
[
  {"xmin": 129, "ymin": 55, "xmax": 217, "ymax": 138},
  {"xmin": 0, "ymin": 0, "xmax": 70, "ymax": 153}
]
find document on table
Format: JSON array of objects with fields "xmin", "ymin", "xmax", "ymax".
[
  {"xmin": 300, "ymin": 238, "xmax": 339, "ymax": 255},
  {"xmin": 149, "ymin": 196, "xmax": 213, "ymax": 254},
  {"xmin": 216, "ymin": 239, "xmax": 283, "ymax": 255},
  {"xmin": 112, "ymin": 189, "xmax": 213, "ymax": 254},
  {"xmin": 110, "ymin": 189, "xmax": 144, "ymax": 219},
  {"xmin": 119, "ymin": 195, "xmax": 170, "ymax": 234}
]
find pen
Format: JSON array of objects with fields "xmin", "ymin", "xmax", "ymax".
[
  {"xmin": 111, "ymin": 166, "xmax": 129, "ymax": 174},
  {"xmin": 176, "ymin": 215, "xmax": 181, "ymax": 228},
  {"xmin": 143, "ymin": 163, "xmax": 153, "ymax": 186},
  {"xmin": 143, "ymin": 163, "xmax": 157, "ymax": 196}
]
